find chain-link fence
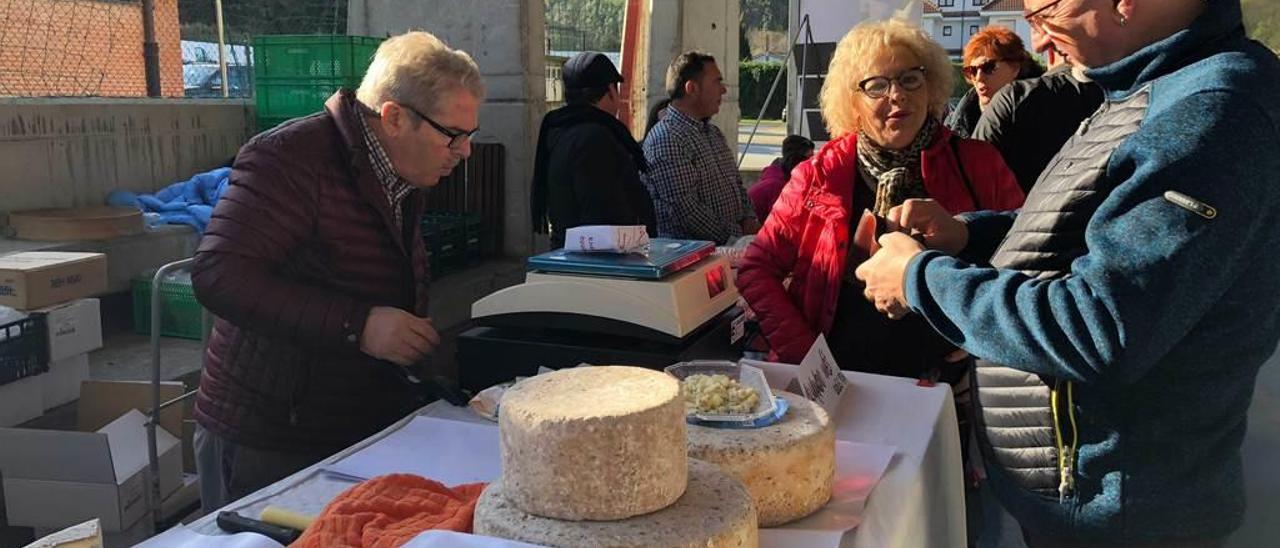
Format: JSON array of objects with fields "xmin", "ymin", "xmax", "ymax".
[
  {"xmin": 0, "ymin": 0, "xmax": 353, "ymax": 98},
  {"xmin": 0, "ymin": 0, "xmax": 178, "ymax": 96}
]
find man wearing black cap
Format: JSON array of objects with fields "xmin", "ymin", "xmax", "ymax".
[{"xmin": 531, "ymin": 52, "xmax": 655, "ymax": 248}]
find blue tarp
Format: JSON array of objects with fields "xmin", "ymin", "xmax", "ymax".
[{"xmin": 107, "ymin": 167, "xmax": 230, "ymax": 234}]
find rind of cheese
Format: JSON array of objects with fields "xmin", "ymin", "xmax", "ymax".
[
  {"xmin": 499, "ymin": 366, "xmax": 688, "ymax": 520},
  {"xmin": 686, "ymin": 391, "xmax": 835, "ymax": 527},
  {"xmin": 27, "ymin": 519, "xmax": 103, "ymax": 548},
  {"xmin": 476, "ymin": 459, "xmax": 758, "ymax": 548}
]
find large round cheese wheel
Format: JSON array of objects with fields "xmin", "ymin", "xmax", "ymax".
[
  {"xmin": 498, "ymin": 366, "xmax": 687, "ymax": 520},
  {"xmin": 686, "ymin": 391, "xmax": 835, "ymax": 526},
  {"xmin": 476, "ymin": 459, "xmax": 758, "ymax": 547}
]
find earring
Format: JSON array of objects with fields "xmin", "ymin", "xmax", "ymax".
[{"xmin": 1118, "ymin": 14, "xmax": 1127, "ymax": 26}]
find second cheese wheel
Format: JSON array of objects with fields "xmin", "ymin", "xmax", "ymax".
[
  {"xmin": 499, "ymin": 366, "xmax": 688, "ymax": 520},
  {"xmin": 476, "ymin": 459, "xmax": 758, "ymax": 548},
  {"xmin": 686, "ymin": 391, "xmax": 835, "ymax": 526}
]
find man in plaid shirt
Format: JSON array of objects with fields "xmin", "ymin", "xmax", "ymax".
[{"xmin": 644, "ymin": 52, "xmax": 759, "ymax": 244}]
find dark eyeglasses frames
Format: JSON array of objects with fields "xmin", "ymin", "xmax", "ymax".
[
  {"xmin": 399, "ymin": 103, "xmax": 479, "ymax": 149},
  {"xmin": 1023, "ymin": 0, "xmax": 1064, "ymax": 31},
  {"xmin": 857, "ymin": 67, "xmax": 927, "ymax": 99}
]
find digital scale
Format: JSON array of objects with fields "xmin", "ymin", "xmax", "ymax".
[{"xmin": 458, "ymin": 239, "xmax": 745, "ymax": 391}]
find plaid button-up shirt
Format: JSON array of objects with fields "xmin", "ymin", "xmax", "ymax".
[
  {"xmin": 358, "ymin": 114, "xmax": 415, "ymax": 228},
  {"xmin": 642, "ymin": 106, "xmax": 754, "ymax": 244}
]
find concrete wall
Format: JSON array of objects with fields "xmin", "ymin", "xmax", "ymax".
[
  {"xmin": 0, "ymin": 98, "xmax": 253, "ymax": 215},
  {"xmin": 349, "ymin": 0, "xmax": 545, "ymax": 257},
  {"xmin": 643, "ymin": 0, "xmax": 741, "ymax": 152}
]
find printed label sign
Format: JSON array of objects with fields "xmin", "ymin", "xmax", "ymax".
[{"xmin": 796, "ymin": 334, "xmax": 849, "ymax": 415}]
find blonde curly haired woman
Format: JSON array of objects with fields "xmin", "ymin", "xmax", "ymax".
[{"xmin": 737, "ymin": 18, "xmax": 1023, "ymax": 375}]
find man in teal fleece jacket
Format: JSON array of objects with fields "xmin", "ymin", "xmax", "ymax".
[{"xmin": 857, "ymin": 0, "xmax": 1280, "ymax": 545}]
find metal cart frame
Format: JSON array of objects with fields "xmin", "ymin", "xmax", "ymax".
[{"xmin": 144, "ymin": 257, "xmax": 211, "ymax": 530}]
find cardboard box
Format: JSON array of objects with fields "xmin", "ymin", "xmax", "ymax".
[
  {"xmin": 41, "ymin": 353, "xmax": 91, "ymax": 411},
  {"xmin": 78, "ymin": 379, "xmax": 195, "ymax": 473},
  {"xmin": 0, "ymin": 252, "xmax": 107, "ymax": 310},
  {"xmin": 35, "ymin": 298, "xmax": 103, "ymax": 362},
  {"xmin": 0, "ymin": 409, "xmax": 182, "ymax": 532},
  {"xmin": 0, "ymin": 374, "xmax": 43, "ymax": 426}
]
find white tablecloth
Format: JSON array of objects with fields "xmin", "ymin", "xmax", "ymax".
[{"xmin": 155, "ymin": 367, "xmax": 964, "ymax": 548}]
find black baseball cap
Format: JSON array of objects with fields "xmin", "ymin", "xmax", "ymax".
[{"xmin": 562, "ymin": 52, "xmax": 623, "ymax": 90}]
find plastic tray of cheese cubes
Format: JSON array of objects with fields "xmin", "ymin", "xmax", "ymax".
[{"xmin": 665, "ymin": 360, "xmax": 790, "ymax": 429}]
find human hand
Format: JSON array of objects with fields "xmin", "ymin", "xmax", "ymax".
[
  {"xmin": 359, "ymin": 306, "xmax": 440, "ymax": 366},
  {"xmin": 854, "ymin": 232, "xmax": 925, "ymax": 319},
  {"xmin": 886, "ymin": 199, "xmax": 968, "ymax": 255}
]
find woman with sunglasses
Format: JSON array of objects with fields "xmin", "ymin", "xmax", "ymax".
[
  {"xmin": 737, "ymin": 19, "xmax": 1024, "ymax": 380},
  {"xmin": 946, "ymin": 26, "xmax": 1044, "ymax": 138}
]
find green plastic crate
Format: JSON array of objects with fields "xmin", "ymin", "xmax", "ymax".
[
  {"xmin": 253, "ymin": 35, "xmax": 383, "ymax": 81},
  {"xmin": 255, "ymin": 77, "xmax": 358, "ymax": 119},
  {"xmin": 132, "ymin": 276, "xmax": 203, "ymax": 340}
]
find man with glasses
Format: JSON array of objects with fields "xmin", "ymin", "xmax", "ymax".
[
  {"xmin": 644, "ymin": 51, "xmax": 758, "ymax": 244},
  {"xmin": 530, "ymin": 52, "xmax": 655, "ymax": 248},
  {"xmin": 190, "ymin": 31, "xmax": 484, "ymax": 510},
  {"xmin": 857, "ymin": 1, "xmax": 1280, "ymax": 546}
]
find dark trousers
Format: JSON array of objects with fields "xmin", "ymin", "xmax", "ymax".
[
  {"xmin": 194, "ymin": 424, "xmax": 328, "ymax": 514},
  {"xmin": 1023, "ymin": 530, "xmax": 1226, "ymax": 548}
]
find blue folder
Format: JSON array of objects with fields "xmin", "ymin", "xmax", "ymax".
[{"xmin": 527, "ymin": 238, "xmax": 715, "ymax": 280}]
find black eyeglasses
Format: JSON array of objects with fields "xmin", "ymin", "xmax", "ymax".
[
  {"xmin": 1023, "ymin": 0, "xmax": 1064, "ymax": 31},
  {"xmin": 962, "ymin": 59, "xmax": 1005, "ymax": 80},
  {"xmin": 398, "ymin": 102, "xmax": 479, "ymax": 149},
  {"xmin": 857, "ymin": 67, "xmax": 927, "ymax": 99}
]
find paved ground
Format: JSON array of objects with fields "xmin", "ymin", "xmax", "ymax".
[{"xmin": 738, "ymin": 119, "xmax": 787, "ymax": 173}]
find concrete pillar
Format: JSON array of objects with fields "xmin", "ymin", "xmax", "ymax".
[
  {"xmin": 641, "ymin": 0, "xmax": 740, "ymax": 153},
  {"xmin": 349, "ymin": 0, "xmax": 545, "ymax": 258}
]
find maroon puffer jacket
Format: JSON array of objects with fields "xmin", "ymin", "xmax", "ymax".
[{"xmin": 192, "ymin": 91, "xmax": 428, "ymax": 453}]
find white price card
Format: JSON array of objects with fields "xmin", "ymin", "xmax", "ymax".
[{"xmin": 795, "ymin": 334, "xmax": 849, "ymax": 415}]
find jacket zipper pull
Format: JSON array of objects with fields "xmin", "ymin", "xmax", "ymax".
[{"xmin": 1058, "ymin": 449, "xmax": 1074, "ymax": 503}]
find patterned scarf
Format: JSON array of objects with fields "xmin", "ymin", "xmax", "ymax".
[{"xmin": 856, "ymin": 116, "xmax": 939, "ymax": 216}]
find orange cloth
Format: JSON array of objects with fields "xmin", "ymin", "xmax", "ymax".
[{"xmin": 291, "ymin": 474, "xmax": 487, "ymax": 548}]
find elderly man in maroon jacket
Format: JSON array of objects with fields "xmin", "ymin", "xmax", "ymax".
[{"xmin": 190, "ymin": 31, "xmax": 484, "ymax": 509}]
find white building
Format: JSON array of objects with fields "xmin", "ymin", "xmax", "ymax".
[{"xmin": 922, "ymin": 0, "xmax": 1035, "ymax": 60}]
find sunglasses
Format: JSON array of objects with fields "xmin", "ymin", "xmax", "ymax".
[
  {"xmin": 398, "ymin": 102, "xmax": 479, "ymax": 149},
  {"xmin": 857, "ymin": 67, "xmax": 927, "ymax": 99},
  {"xmin": 962, "ymin": 59, "xmax": 1005, "ymax": 80}
]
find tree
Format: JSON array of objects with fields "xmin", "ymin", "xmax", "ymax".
[
  {"xmin": 740, "ymin": 0, "xmax": 787, "ymax": 33},
  {"xmin": 1244, "ymin": 0, "xmax": 1280, "ymax": 52},
  {"xmin": 179, "ymin": 0, "xmax": 349, "ymax": 41},
  {"xmin": 544, "ymin": 0, "xmax": 626, "ymax": 52}
]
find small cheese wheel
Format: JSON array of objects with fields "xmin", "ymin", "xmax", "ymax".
[
  {"xmin": 476, "ymin": 459, "xmax": 758, "ymax": 547},
  {"xmin": 499, "ymin": 366, "xmax": 687, "ymax": 520},
  {"xmin": 686, "ymin": 391, "xmax": 835, "ymax": 526}
]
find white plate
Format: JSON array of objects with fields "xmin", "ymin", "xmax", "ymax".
[{"xmin": 664, "ymin": 360, "xmax": 778, "ymax": 422}]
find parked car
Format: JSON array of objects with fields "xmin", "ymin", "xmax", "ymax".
[{"xmin": 184, "ymin": 64, "xmax": 251, "ymax": 98}]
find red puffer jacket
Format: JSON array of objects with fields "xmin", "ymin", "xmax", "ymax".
[
  {"xmin": 192, "ymin": 91, "xmax": 429, "ymax": 453},
  {"xmin": 736, "ymin": 126, "xmax": 1024, "ymax": 364}
]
